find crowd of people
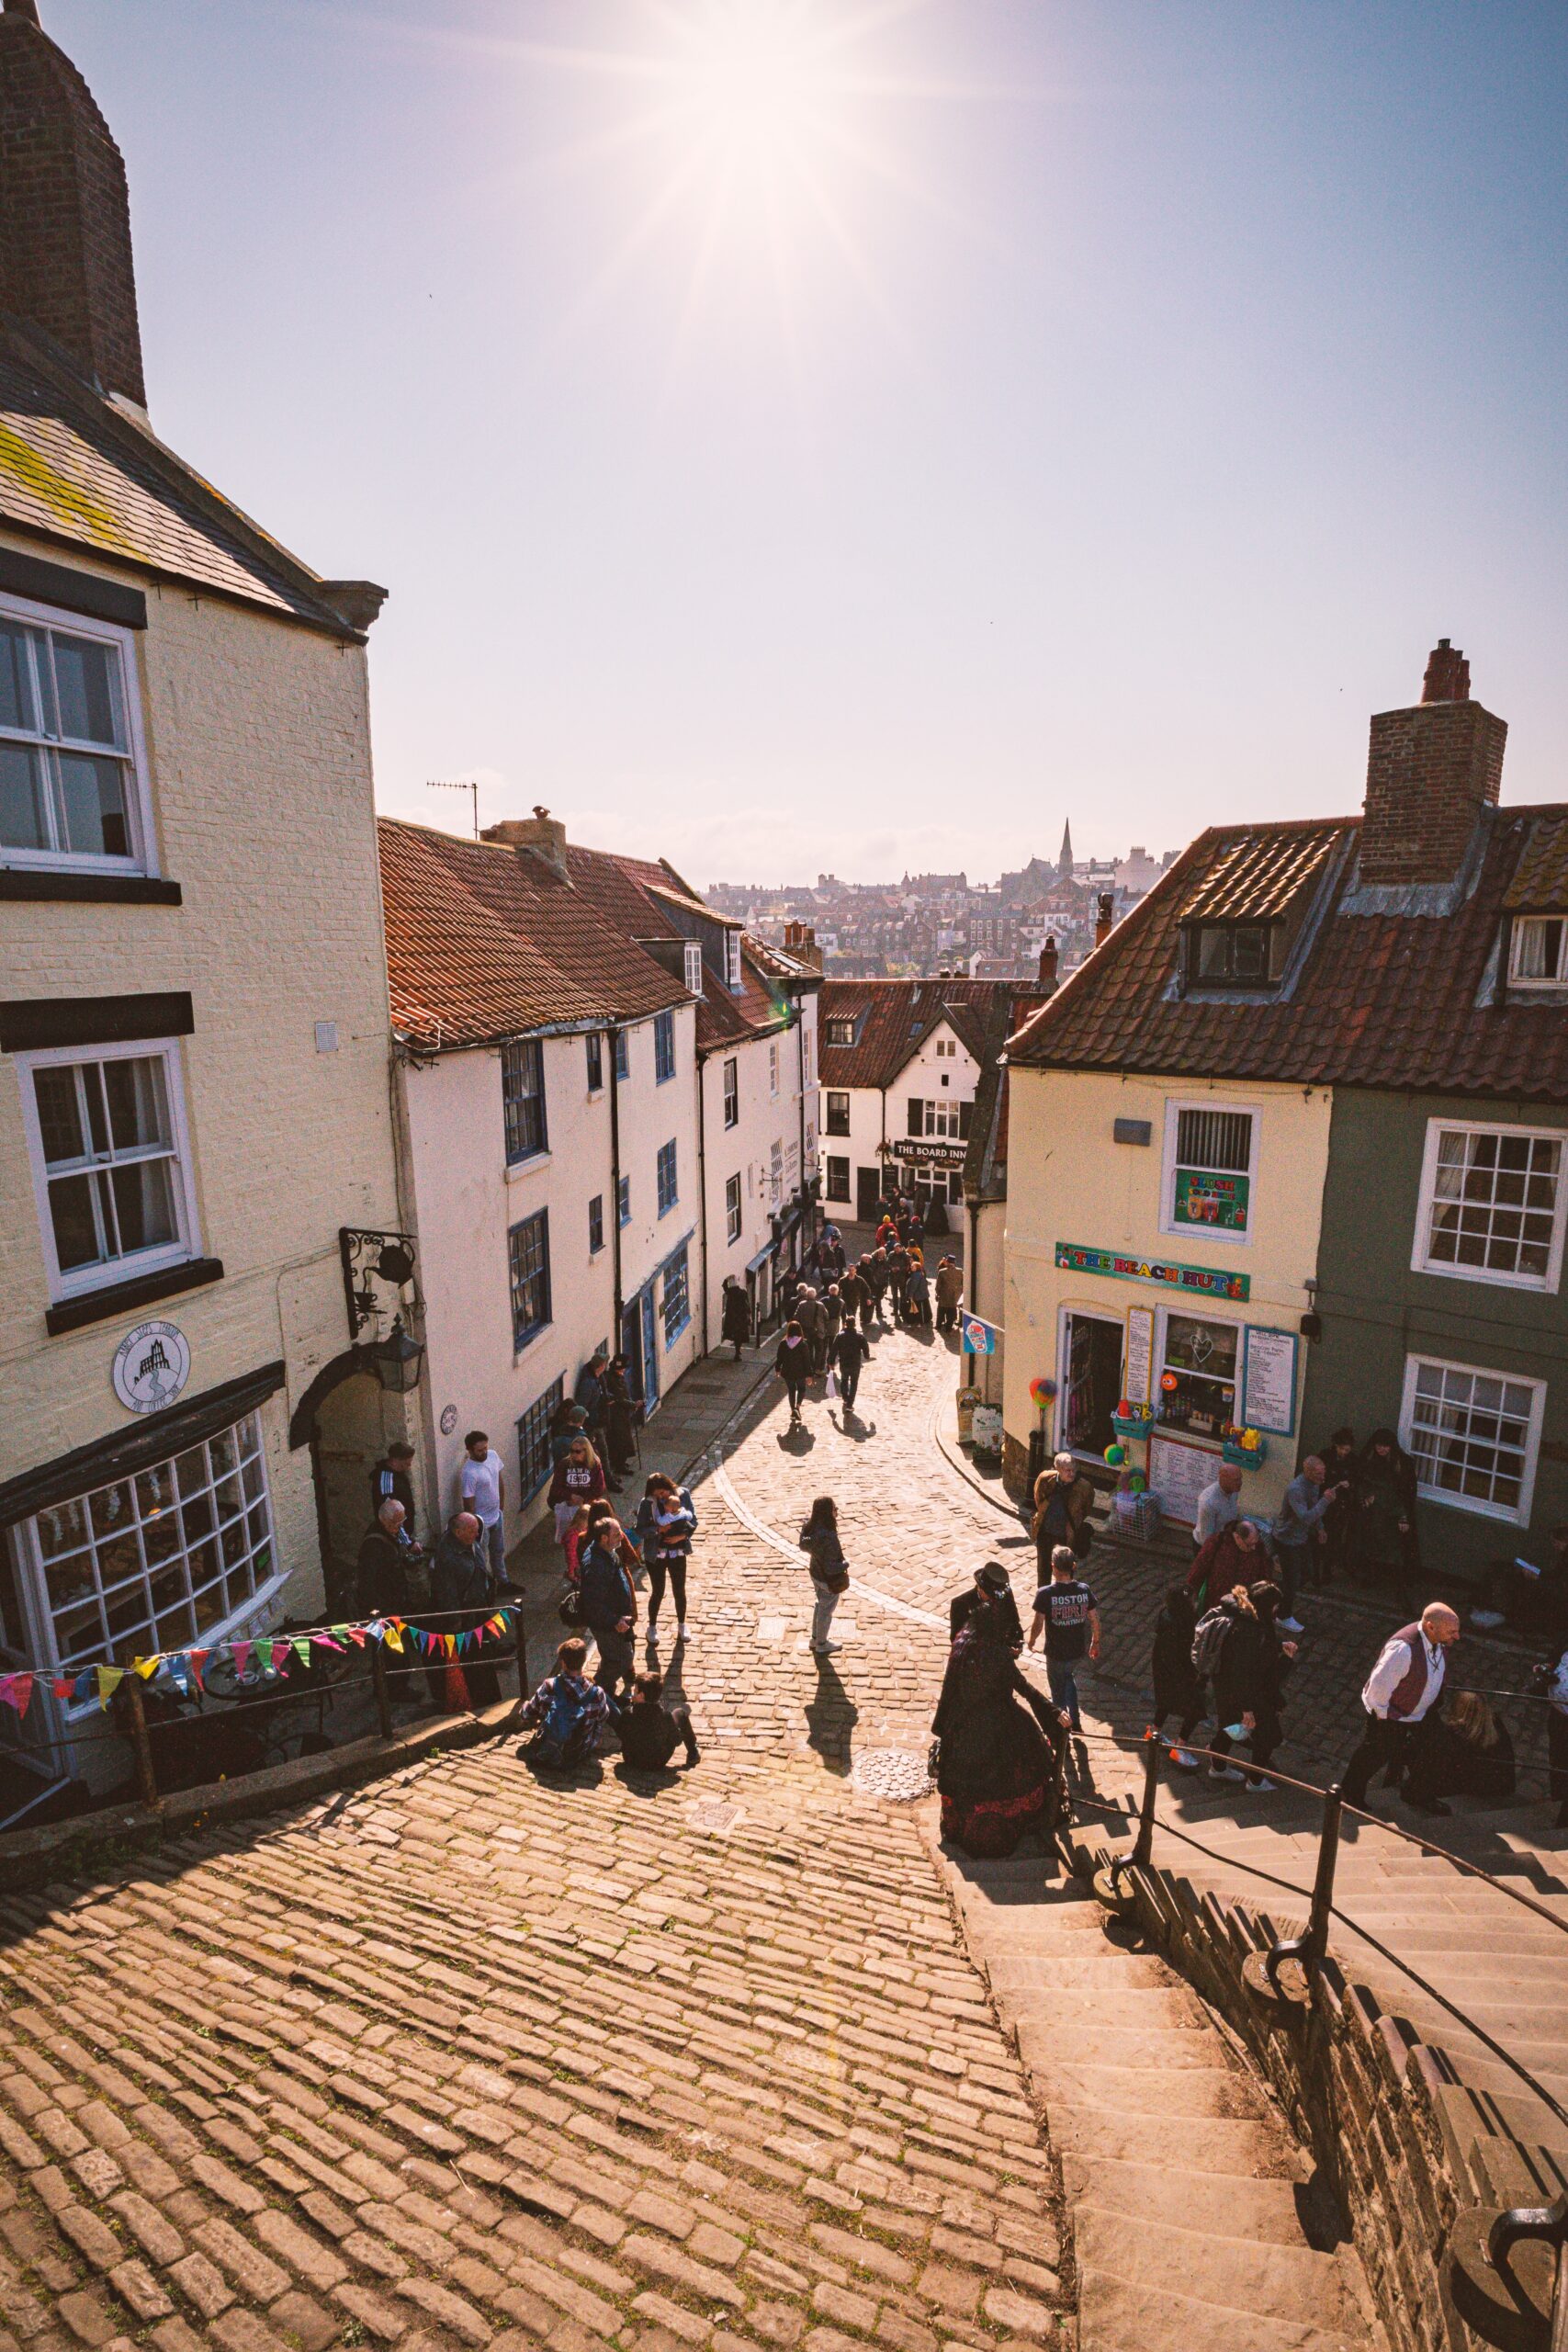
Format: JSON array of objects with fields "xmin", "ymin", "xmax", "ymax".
[{"xmin": 751, "ymin": 1203, "xmax": 967, "ymax": 1427}]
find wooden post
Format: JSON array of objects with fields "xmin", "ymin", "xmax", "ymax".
[
  {"xmin": 371, "ymin": 1634, "xmax": 393, "ymax": 1739},
  {"xmin": 123, "ymin": 1674, "xmax": 159, "ymax": 1808}
]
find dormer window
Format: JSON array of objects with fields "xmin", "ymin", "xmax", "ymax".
[
  {"xmin": 683, "ymin": 941, "xmax": 704, "ymax": 994},
  {"xmin": 1509, "ymin": 916, "xmax": 1567, "ymax": 993},
  {"xmin": 725, "ymin": 931, "xmax": 742, "ymax": 991},
  {"xmin": 825, "ymin": 1017, "xmax": 856, "ymax": 1046},
  {"xmin": 1189, "ymin": 922, "xmax": 1281, "ymax": 986}
]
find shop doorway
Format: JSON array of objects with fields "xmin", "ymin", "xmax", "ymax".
[
  {"xmin": 310, "ymin": 1369, "xmax": 388, "ymax": 1612},
  {"xmin": 1062, "ymin": 1312, "xmax": 1123, "ymax": 1459},
  {"xmin": 621, "ymin": 1289, "xmax": 660, "ymax": 1420},
  {"xmin": 856, "ymin": 1165, "xmax": 883, "ymax": 1222}
]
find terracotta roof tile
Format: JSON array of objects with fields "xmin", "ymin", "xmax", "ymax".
[
  {"xmin": 1504, "ymin": 812, "xmax": 1568, "ymax": 910},
  {"xmin": 822, "ymin": 978, "xmax": 1044, "ymax": 1094},
  {"xmin": 1179, "ymin": 821, "xmax": 1343, "ymax": 922},
  {"xmin": 1010, "ymin": 805, "xmax": 1568, "ymax": 1101}
]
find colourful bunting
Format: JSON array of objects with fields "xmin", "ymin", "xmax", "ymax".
[
  {"xmin": 96, "ymin": 1665, "xmax": 125, "ymax": 1710},
  {"xmin": 231, "ymin": 1641, "xmax": 253, "ymax": 1679},
  {"xmin": 0, "ymin": 1673, "xmax": 33, "ymax": 1719}
]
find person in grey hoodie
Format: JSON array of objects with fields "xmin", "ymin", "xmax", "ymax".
[{"xmin": 1269, "ymin": 1457, "xmax": 1348, "ymax": 1631}]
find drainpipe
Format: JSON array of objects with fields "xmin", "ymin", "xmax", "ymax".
[
  {"xmin": 795, "ymin": 996, "xmax": 810, "ymax": 1248},
  {"xmin": 608, "ymin": 1027, "xmax": 624, "ymax": 1341},
  {"xmin": 966, "ymin": 1196, "xmax": 982, "ymax": 1396},
  {"xmin": 696, "ymin": 1047, "xmax": 711, "ymax": 1358}
]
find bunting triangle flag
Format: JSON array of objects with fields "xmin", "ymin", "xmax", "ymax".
[
  {"xmin": 134, "ymin": 1653, "xmax": 163, "ymax": 1679},
  {"xmin": 314, "ymin": 1634, "xmax": 344, "ymax": 1652},
  {"xmin": 189, "ymin": 1649, "xmax": 209, "ymax": 1687},
  {"xmin": 292, "ymin": 1638, "xmax": 311, "ymax": 1668},
  {"xmin": 96, "ymin": 1665, "xmax": 125, "ymax": 1709},
  {"xmin": 52, "ymin": 1678, "xmax": 74, "ymax": 1701},
  {"xmin": 382, "ymin": 1623, "xmax": 404, "ymax": 1654},
  {"xmin": 231, "ymin": 1641, "xmax": 252, "ymax": 1679},
  {"xmin": 346, "ymin": 1626, "xmax": 367, "ymax": 1647},
  {"xmin": 4, "ymin": 1673, "xmax": 33, "ymax": 1722}
]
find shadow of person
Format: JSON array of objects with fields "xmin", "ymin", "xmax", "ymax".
[
  {"xmin": 779, "ymin": 1421, "xmax": 816, "ymax": 1454},
  {"xmin": 516, "ymin": 1747, "xmax": 604, "ymax": 1787},
  {"xmin": 830, "ymin": 1411, "xmax": 877, "ymax": 1442},
  {"xmin": 804, "ymin": 1653, "xmax": 859, "ymax": 1777},
  {"xmin": 613, "ymin": 1761, "xmax": 685, "ymax": 1795}
]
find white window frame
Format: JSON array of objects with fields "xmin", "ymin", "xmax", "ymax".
[
  {"xmin": 1400, "ymin": 1351, "xmax": 1546, "ymax": 1526},
  {"xmin": 0, "ymin": 590, "xmax": 156, "ymax": 876},
  {"xmin": 14, "ymin": 1037, "xmax": 202, "ymax": 1304},
  {"xmin": 1508, "ymin": 916, "xmax": 1568, "ymax": 994},
  {"xmin": 725, "ymin": 931, "xmax": 742, "ymax": 991},
  {"xmin": 721, "ymin": 1057, "xmax": 739, "ymax": 1129},
  {"xmin": 801, "ymin": 1026, "xmax": 814, "ymax": 1089},
  {"xmin": 683, "ymin": 942, "xmax": 704, "ymax": 995},
  {"xmin": 1159, "ymin": 1098, "xmax": 1259, "ymax": 1248},
  {"xmin": 1155, "ymin": 1304, "xmax": 1242, "ymax": 1443},
  {"xmin": 1412, "ymin": 1117, "xmax": 1566, "ymax": 1294},
  {"xmin": 725, "ymin": 1172, "xmax": 742, "ymax": 1243},
  {"xmin": 769, "ymin": 1040, "xmax": 780, "ymax": 1098}
]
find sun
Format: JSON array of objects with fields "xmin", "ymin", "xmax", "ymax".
[{"xmin": 659, "ymin": 0, "xmax": 839, "ymax": 177}]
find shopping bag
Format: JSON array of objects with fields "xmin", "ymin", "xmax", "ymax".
[{"xmin": 825, "ymin": 1370, "xmax": 838, "ymax": 1398}]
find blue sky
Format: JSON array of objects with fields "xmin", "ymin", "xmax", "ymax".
[{"xmin": 51, "ymin": 1, "xmax": 1568, "ymax": 884}]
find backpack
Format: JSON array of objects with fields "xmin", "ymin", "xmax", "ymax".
[
  {"xmin": 532, "ymin": 1675, "xmax": 595, "ymax": 1768},
  {"xmin": 1191, "ymin": 1606, "xmax": 1232, "ymax": 1681}
]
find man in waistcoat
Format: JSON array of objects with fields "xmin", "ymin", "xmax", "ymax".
[{"xmin": 1340, "ymin": 1603, "xmax": 1461, "ymax": 1815}]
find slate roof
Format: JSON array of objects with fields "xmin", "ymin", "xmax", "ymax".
[
  {"xmin": 0, "ymin": 327, "xmax": 364, "ymax": 637},
  {"xmin": 819, "ymin": 978, "xmax": 1021, "ymax": 1092},
  {"xmin": 1009, "ymin": 804, "xmax": 1568, "ymax": 1102}
]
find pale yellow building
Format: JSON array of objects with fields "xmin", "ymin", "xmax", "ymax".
[
  {"xmin": 0, "ymin": 9, "xmax": 406, "ymax": 1803},
  {"xmin": 1002, "ymin": 1067, "xmax": 1332, "ymax": 1524}
]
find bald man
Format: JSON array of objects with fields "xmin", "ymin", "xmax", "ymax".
[
  {"xmin": 427, "ymin": 1509, "xmax": 506, "ymax": 1710},
  {"xmin": 1341, "ymin": 1603, "xmax": 1461, "ymax": 1815}
]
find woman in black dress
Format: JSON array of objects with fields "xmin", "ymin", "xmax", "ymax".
[{"xmin": 932, "ymin": 1594, "xmax": 1068, "ymax": 1858}]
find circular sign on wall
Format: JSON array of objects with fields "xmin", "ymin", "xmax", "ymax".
[
  {"xmin": 439, "ymin": 1403, "xmax": 458, "ymax": 1436},
  {"xmin": 111, "ymin": 1320, "xmax": 191, "ymax": 1415}
]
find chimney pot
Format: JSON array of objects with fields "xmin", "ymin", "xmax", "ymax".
[
  {"xmin": 481, "ymin": 809, "xmax": 570, "ymax": 883},
  {"xmin": 1038, "ymin": 937, "xmax": 1059, "ymax": 985},
  {"xmin": 1421, "ymin": 639, "xmax": 1471, "ymax": 705},
  {"xmin": 1094, "ymin": 894, "xmax": 1115, "ymax": 949}
]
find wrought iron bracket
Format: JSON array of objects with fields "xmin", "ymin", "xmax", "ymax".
[{"xmin": 339, "ymin": 1227, "xmax": 419, "ymax": 1344}]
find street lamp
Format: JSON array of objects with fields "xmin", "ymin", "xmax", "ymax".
[{"xmin": 370, "ymin": 1316, "xmax": 425, "ymax": 1395}]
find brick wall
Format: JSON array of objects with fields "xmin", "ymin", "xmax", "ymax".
[
  {"xmin": 1359, "ymin": 698, "xmax": 1507, "ymax": 888},
  {"xmin": 0, "ymin": 12, "xmax": 145, "ymax": 403}
]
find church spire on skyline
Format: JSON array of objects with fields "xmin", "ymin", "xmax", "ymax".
[{"xmin": 1057, "ymin": 818, "xmax": 1074, "ymax": 876}]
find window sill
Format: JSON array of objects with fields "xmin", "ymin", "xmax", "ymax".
[
  {"xmin": 0, "ymin": 869, "xmax": 183, "ymax": 906},
  {"xmin": 1413, "ymin": 1256, "xmax": 1558, "ymax": 1295},
  {"xmin": 46, "ymin": 1256, "xmax": 224, "ymax": 1336},
  {"xmin": 504, "ymin": 1152, "xmax": 551, "ymax": 1184},
  {"xmin": 1415, "ymin": 1481, "xmax": 1527, "ymax": 1527},
  {"xmin": 513, "ymin": 1320, "xmax": 553, "ymax": 1360}
]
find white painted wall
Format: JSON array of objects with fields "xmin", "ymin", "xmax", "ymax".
[{"xmin": 613, "ymin": 1002, "xmax": 702, "ymax": 1409}]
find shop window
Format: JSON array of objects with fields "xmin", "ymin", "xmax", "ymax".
[
  {"xmin": 1414, "ymin": 1120, "xmax": 1564, "ymax": 1292},
  {"xmin": 1401, "ymin": 1355, "xmax": 1543, "ymax": 1524},
  {"xmin": 1163, "ymin": 1102, "xmax": 1255, "ymax": 1240},
  {"xmin": 19, "ymin": 1411, "xmax": 276, "ymax": 1677},
  {"xmin": 1157, "ymin": 1314, "xmax": 1238, "ymax": 1439}
]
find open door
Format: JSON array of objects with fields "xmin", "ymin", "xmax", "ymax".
[{"xmin": 1063, "ymin": 1312, "xmax": 1123, "ymax": 1459}]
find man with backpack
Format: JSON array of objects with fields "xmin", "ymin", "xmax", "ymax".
[
  {"xmin": 517, "ymin": 1638, "xmax": 616, "ymax": 1768},
  {"xmin": 1027, "ymin": 1545, "xmax": 1100, "ymax": 1735}
]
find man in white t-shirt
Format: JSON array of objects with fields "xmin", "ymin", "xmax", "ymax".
[{"xmin": 459, "ymin": 1430, "xmax": 507, "ymax": 1580}]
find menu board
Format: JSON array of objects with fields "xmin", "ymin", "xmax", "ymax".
[
  {"xmin": 1124, "ymin": 1306, "xmax": 1154, "ymax": 1406},
  {"xmin": 1147, "ymin": 1434, "xmax": 1215, "ymax": 1528},
  {"xmin": 1242, "ymin": 1326, "xmax": 1299, "ymax": 1436}
]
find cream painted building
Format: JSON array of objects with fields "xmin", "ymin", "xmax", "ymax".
[
  {"xmin": 379, "ymin": 813, "xmax": 816, "ymax": 1550},
  {"xmin": 0, "ymin": 8, "xmax": 406, "ymax": 1803},
  {"xmin": 1002, "ymin": 1069, "xmax": 1332, "ymax": 1522}
]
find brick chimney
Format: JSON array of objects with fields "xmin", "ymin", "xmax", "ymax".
[
  {"xmin": 481, "ymin": 805, "xmax": 570, "ymax": 884},
  {"xmin": 783, "ymin": 920, "xmax": 823, "ymax": 973},
  {"xmin": 0, "ymin": 1, "xmax": 146, "ymax": 406},
  {"xmin": 1359, "ymin": 641, "xmax": 1506, "ymax": 888},
  {"xmin": 1038, "ymin": 937, "xmax": 1058, "ymax": 985},
  {"xmin": 1094, "ymin": 893, "xmax": 1115, "ymax": 949}
]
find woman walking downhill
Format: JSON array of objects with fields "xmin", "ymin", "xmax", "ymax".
[
  {"xmin": 799, "ymin": 1497, "xmax": 850, "ymax": 1656},
  {"xmin": 774, "ymin": 1320, "xmax": 810, "ymax": 1421},
  {"xmin": 1149, "ymin": 1580, "xmax": 1204, "ymax": 1769},
  {"xmin": 635, "ymin": 1473, "xmax": 696, "ymax": 1645}
]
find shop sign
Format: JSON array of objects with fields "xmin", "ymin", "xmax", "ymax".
[
  {"xmin": 1055, "ymin": 1240, "xmax": 1250, "ymax": 1303},
  {"xmin": 1172, "ymin": 1169, "xmax": 1250, "ymax": 1233},
  {"xmin": 111, "ymin": 1319, "xmax": 191, "ymax": 1415},
  {"xmin": 896, "ymin": 1138, "xmax": 966, "ymax": 1166}
]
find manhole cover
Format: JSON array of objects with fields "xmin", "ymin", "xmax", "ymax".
[
  {"xmin": 852, "ymin": 1748, "xmax": 933, "ymax": 1802},
  {"xmin": 688, "ymin": 1800, "xmax": 742, "ymax": 1836}
]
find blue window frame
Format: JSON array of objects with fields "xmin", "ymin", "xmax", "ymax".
[
  {"xmin": 656, "ymin": 1139, "xmax": 678, "ymax": 1216},
  {"xmin": 661, "ymin": 1245, "xmax": 690, "ymax": 1345},
  {"xmin": 614, "ymin": 1028, "xmax": 629, "ymax": 1082},
  {"xmin": 617, "ymin": 1172, "xmax": 630, "ymax": 1226},
  {"xmin": 508, "ymin": 1208, "xmax": 551, "ymax": 1348},
  {"xmin": 588, "ymin": 1193, "xmax": 604, "ymax": 1254},
  {"xmin": 502, "ymin": 1037, "xmax": 547, "ymax": 1164},
  {"xmin": 654, "ymin": 1010, "xmax": 675, "ymax": 1084},
  {"xmin": 585, "ymin": 1032, "xmax": 603, "ymax": 1091},
  {"xmin": 517, "ymin": 1375, "xmax": 564, "ymax": 1499}
]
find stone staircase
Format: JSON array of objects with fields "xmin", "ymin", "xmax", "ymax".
[{"xmin": 934, "ymin": 1838, "xmax": 1384, "ymax": 2352}]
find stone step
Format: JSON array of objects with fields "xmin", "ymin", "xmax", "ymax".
[
  {"xmin": 1061, "ymin": 2154, "xmax": 1315, "ymax": 2245},
  {"xmin": 1034, "ymin": 2058, "xmax": 1264, "ymax": 2123},
  {"xmin": 1053, "ymin": 2103, "xmax": 1292, "ymax": 2175},
  {"xmin": 1074, "ymin": 2205, "xmax": 1357, "ymax": 2331},
  {"xmin": 986, "ymin": 1951, "xmax": 1176, "ymax": 1991},
  {"xmin": 1077, "ymin": 2265, "xmax": 1366, "ymax": 2352},
  {"xmin": 1023, "ymin": 2020, "xmax": 1234, "ymax": 2073},
  {"xmin": 1005, "ymin": 1984, "xmax": 1210, "ymax": 2031}
]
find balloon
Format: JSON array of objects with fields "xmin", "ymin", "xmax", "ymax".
[
  {"xmin": 1160, "ymin": 1372, "xmax": 1179, "ymax": 1392},
  {"xmin": 1104, "ymin": 1443, "xmax": 1126, "ymax": 1466},
  {"xmin": 1128, "ymin": 1471, "xmax": 1147, "ymax": 1493},
  {"xmin": 1030, "ymin": 1375, "xmax": 1057, "ymax": 1407}
]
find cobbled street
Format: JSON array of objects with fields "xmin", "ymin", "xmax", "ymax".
[{"xmin": 0, "ymin": 1304, "xmax": 1556, "ymax": 2352}]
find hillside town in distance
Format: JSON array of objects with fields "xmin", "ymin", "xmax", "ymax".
[{"xmin": 707, "ymin": 826, "xmax": 1178, "ymax": 979}]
